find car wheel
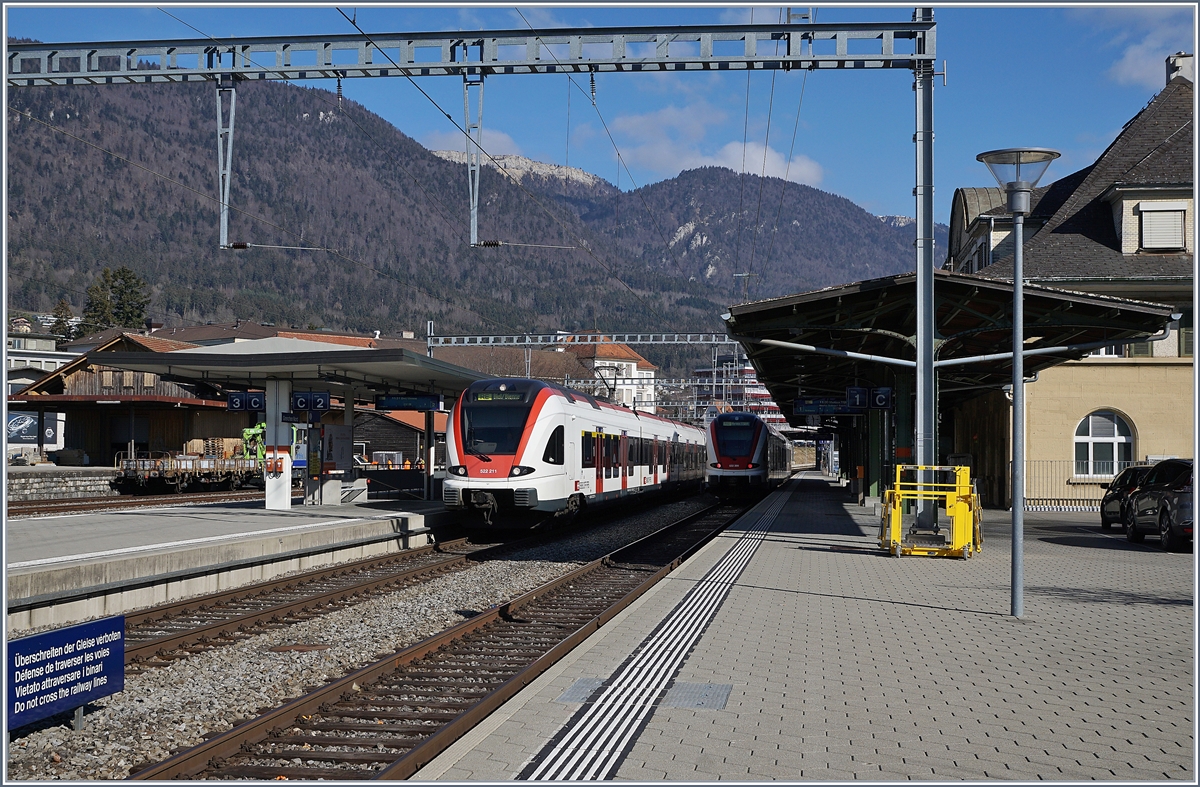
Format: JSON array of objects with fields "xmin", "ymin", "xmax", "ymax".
[
  {"xmin": 1160, "ymin": 510, "xmax": 1181, "ymax": 552},
  {"xmin": 1125, "ymin": 509, "xmax": 1144, "ymax": 543}
]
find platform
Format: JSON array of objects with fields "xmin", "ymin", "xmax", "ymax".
[
  {"xmin": 6, "ymin": 498, "xmax": 458, "ymax": 632},
  {"xmin": 416, "ymin": 472, "xmax": 1194, "ymax": 782}
]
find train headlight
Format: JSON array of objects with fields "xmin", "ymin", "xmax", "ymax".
[
  {"xmin": 711, "ymin": 462, "xmax": 722, "ymax": 469},
  {"xmin": 747, "ymin": 462, "xmax": 758, "ymax": 469},
  {"xmin": 509, "ymin": 465, "xmax": 535, "ymax": 477},
  {"xmin": 449, "ymin": 465, "xmax": 468, "ymax": 476}
]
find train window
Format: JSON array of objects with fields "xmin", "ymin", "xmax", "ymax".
[
  {"xmin": 581, "ymin": 433, "xmax": 595, "ymax": 468},
  {"xmin": 543, "ymin": 425, "xmax": 564, "ymax": 465},
  {"xmin": 605, "ymin": 435, "xmax": 613, "ymax": 478},
  {"xmin": 626, "ymin": 437, "xmax": 634, "ymax": 474}
]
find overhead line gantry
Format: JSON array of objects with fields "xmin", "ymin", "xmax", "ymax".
[{"xmin": 8, "ymin": 11, "xmax": 942, "ymax": 472}]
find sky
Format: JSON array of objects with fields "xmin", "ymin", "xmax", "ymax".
[{"xmin": 4, "ymin": 3, "xmax": 1197, "ymax": 224}]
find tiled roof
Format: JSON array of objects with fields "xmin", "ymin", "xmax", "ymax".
[
  {"xmin": 432, "ymin": 346, "xmax": 594, "ymax": 380},
  {"xmin": 980, "ymin": 76, "xmax": 1193, "ymax": 282},
  {"xmin": 126, "ymin": 334, "xmax": 199, "ymax": 353}
]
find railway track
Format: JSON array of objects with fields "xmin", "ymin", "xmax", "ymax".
[
  {"xmin": 129, "ymin": 501, "xmax": 748, "ymax": 780},
  {"xmin": 6, "ymin": 489, "xmax": 293, "ymax": 518},
  {"xmin": 121, "ymin": 537, "xmax": 489, "ymax": 673}
]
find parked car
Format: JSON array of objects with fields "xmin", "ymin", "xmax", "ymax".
[
  {"xmin": 1100, "ymin": 465, "xmax": 1152, "ymax": 529},
  {"xmin": 1127, "ymin": 458, "xmax": 1193, "ymax": 551}
]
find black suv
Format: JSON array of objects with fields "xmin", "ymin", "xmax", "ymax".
[
  {"xmin": 1127, "ymin": 458, "xmax": 1193, "ymax": 551},
  {"xmin": 1100, "ymin": 465, "xmax": 1152, "ymax": 529}
]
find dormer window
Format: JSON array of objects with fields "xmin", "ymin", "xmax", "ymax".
[{"xmin": 1138, "ymin": 201, "xmax": 1187, "ymax": 250}]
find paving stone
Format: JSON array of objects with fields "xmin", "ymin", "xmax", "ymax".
[{"xmin": 416, "ymin": 478, "xmax": 1194, "ymax": 782}]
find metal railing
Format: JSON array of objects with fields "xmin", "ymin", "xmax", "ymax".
[{"xmin": 1022, "ymin": 459, "xmax": 1151, "ymax": 511}]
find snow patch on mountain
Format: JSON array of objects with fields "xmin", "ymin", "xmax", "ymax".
[{"xmin": 432, "ymin": 151, "xmax": 606, "ymax": 188}]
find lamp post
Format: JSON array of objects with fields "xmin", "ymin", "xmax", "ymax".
[{"xmin": 977, "ymin": 147, "xmax": 1060, "ymax": 618}]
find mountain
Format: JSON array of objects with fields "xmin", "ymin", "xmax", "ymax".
[{"xmin": 6, "ymin": 75, "xmax": 946, "ymax": 357}]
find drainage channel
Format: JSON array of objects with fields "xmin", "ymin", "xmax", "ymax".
[{"xmin": 127, "ymin": 502, "xmax": 749, "ymax": 780}]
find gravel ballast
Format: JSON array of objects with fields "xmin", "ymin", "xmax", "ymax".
[{"xmin": 6, "ymin": 496, "xmax": 716, "ymax": 780}]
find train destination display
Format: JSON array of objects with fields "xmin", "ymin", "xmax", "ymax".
[{"xmin": 8, "ymin": 617, "xmax": 125, "ymax": 729}]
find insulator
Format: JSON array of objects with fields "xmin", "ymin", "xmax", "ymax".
[
  {"xmin": 589, "ymin": 73, "xmax": 596, "ymax": 106},
  {"xmin": 478, "ymin": 240, "xmax": 502, "ymax": 247},
  {"xmin": 227, "ymin": 242, "xmax": 250, "ymax": 250},
  {"xmin": 336, "ymin": 77, "xmax": 343, "ymax": 112}
]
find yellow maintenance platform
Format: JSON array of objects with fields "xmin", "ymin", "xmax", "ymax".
[{"xmin": 879, "ymin": 464, "xmax": 983, "ymax": 558}]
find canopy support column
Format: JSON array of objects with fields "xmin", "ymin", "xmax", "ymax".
[{"xmin": 264, "ymin": 379, "xmax": 292, "ymax": 510}]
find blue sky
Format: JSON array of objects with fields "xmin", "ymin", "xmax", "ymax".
[{"xmin": 6, "ymin": 3, "xmax": 1196, "ymax": 223}]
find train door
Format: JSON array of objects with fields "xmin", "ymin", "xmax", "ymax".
[{"xmin": 624, "ymin": 434, "xmax": 633, "ymax": 489}]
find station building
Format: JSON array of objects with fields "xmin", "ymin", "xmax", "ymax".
[{"xmin": 944, "ymin": 58, "xmax": 1194, "ymax": 508}]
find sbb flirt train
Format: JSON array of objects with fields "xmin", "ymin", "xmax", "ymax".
[
  {"xmin": 706, "ymin": 411, "xmax": 793, "ymax": 493},
  {"xmin": 443, "ymin": 379, "xmax": 708, "ymax": 525}
]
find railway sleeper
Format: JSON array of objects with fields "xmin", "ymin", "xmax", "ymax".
[
  {"xmin": 351, "ymin": 698, "xmax": 477, "ymax": 711},
  {"xmin": 367, "ymin": 684, "xmax": 493, "ymax": 696},
  {"xmin": 270, "ymin": 734, "xmax": 421, "ymax": 748},
  {"xmin": 256, "ymin": 749, "xmax": 402, "ymax": 764},
  {"xmin": 207, "ymin": 763, "xmax": 367, "ymax": 780},
  {"xmin": 319, "ymin": 708, "xmax": 462, "ymax": 722},
  {"xmin": 300, "ymin": 721, "xmax": 444, "ymax": 734}
]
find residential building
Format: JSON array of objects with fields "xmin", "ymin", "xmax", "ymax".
[
  {"xmin": 560, "ymin": 334, "xmax": 659, "ymax": 410},
  {"xmin": 944, "ymin": 56, "xmax": 1193, "ymax": 508}
]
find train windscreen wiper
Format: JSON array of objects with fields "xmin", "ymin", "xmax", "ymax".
[{"xmin": 463, "ymin": 444, "xmax": 493, "ymax": 462}]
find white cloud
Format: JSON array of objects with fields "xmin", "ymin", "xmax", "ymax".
[
  {"xmin": 609, "ymin": 102, "xmax": 823, "ymax": 187},
  {"xmin": 1070, "ymin": 7, "xmax": 1195, "ymax": 91},
  {"xmin": 704, "ymin": 141, "xmax": 823, "ymax": 186},
  {"xmin": 421, "ymin": 127, "xmax": 523, "ymax": 157}
]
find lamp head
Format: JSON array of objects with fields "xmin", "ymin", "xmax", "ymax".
[{"xmin": 977, "ymin": 148, "xmax": 1061, "ymax": 214}]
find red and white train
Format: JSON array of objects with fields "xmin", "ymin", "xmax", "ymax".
[
  {"xmin": 706, "ymin": 411, "xmax": 794, "ymax": 493},
  {"xmin": 443, "ymin": 378, "xmax": 708, "ymax": 524}
]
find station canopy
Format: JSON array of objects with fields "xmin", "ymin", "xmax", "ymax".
[
  {"xmin": 92, "ymin": 337, "xmax": 487, "ymax": 399},
  {"xmin": 723, "ymin": 270, "xmax": 1176, "ymax": 427}
]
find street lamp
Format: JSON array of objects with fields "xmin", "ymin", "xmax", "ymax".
[{"xmin": 977, "ymin": 147, "xmax": 1060, "ymax": 618}]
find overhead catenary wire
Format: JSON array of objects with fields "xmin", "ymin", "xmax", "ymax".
[
  {"xmin": 512, "ymin": 8, "xmax": 707, "ymax": 316},
  {"xmin": 7, "ymin": 106, "xmax": 514, "ymax": 331},
  {"xmin": 744, "ymin": 8, "xmax": 786, "ymax": 292},
  {"xmin": 758, "ymin": 68, "xmax": 813, "ymax": 297},
  {"xmin": 155, "ymin": 7, "xmax": 471, "ymax": 252},
  {"xmin": 336, "ymin": 7, "xmax": 671, "ymax": 327}
]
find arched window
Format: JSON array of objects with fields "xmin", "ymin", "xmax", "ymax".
[{"xmin": 1074, "ymin": 411, "xmax": 1134, "ymax": 476}]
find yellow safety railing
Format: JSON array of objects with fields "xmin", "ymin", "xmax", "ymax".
[{"xmin": 879, "ymin": 465, "xmax": 982, "ymax": 559}]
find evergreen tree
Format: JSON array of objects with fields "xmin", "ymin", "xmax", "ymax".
[
  {"xmin": 80, "ymin": 266, "xmax": 151, "ymax": 336},
  {"xmin": 50, "ymin": 298, "xmax": 74, "ymax": 343},
  {"xmin": 111, "ymin": 266, "xmax": 151, "ymax": 328}
]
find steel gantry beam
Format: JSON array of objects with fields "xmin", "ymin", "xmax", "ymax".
[
  {"xmin": 427, "ymin": 333, "xmax": 739, "ymax": 349},
  {"xmin": 6, "ymin": 22, "xmax": 935, "ymax": 86}
]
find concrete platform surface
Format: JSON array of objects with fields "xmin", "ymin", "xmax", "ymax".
[
  {"xmin": 6, "ymin": 498, "xmax": 447, "ymax": 569},
  {"xmin": 6, "ymin": 498, "xmax": 457, "ymax": 630},
  {"xmin": 416, "ymin": 472, "xmax": 1194, "ymax": 782}
]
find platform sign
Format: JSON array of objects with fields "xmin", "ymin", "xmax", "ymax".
[
  {"xmin": 8, "ymin": 616, "xmax": 125, "ymax": 730},
  {"xmin": 794, "ymin": 397, "xmax": 865, "ymax": 415},
  {"xmin": 309, "ymin": 392, "xmax": 331, "ymax": 411},
  {"xmin": 281, "ymin": 412, "xmax": 303, "ymax": 423},
  {"xmin": 375, "ymin": 394, "xmax": 443, "ymax": 411},
  {"xmin": 226, "ymin": 392, "xmax": 246, "ymax": 411},
  {"xmin": 845, "ymin": 387, "xmax": 869, "ymax": 409},
  {"xmin": 870, "ymin": 387, "xmax": 894, "ymax": 409},
  {"xmin": 245, "ymin": 392, "xmax": 265, "ymax": 412}
]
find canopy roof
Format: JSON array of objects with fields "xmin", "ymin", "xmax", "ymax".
[
  {"xmin": 724, "ymin": 270, "xmax": 1175, "ymax": 426},
  {"xmin": 91, "ymin": 338, "xmax": 487, "ymax": 398}
]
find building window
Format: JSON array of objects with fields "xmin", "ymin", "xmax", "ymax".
[
  {"xmin": 1181, "ymin": 328, "xmax": 1194, "ymax": 357},
  {"xmin": 1139, "ymin": 202, "xmax": 1187, "ymax": 250},
  {"xmin": 1074, "ymin": 411, "xmax": 1134, "ymax": 476},
  {"xmin": 1126, "ymin": 340, "xmax": 1153, "ymax": 358}
]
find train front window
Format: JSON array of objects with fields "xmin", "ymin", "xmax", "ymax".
[
  {"xmin": 461, "ymin": 389, "xmax": 533, "ymax": 455},
  {"xmin": 715, "ymin": 420, "xmax": 756, "ymax": 456}
]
